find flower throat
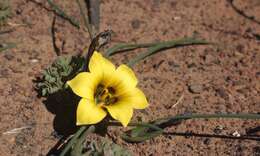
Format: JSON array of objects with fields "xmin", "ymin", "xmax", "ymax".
[{"xmin": 95, "ymin": 84, "xmax": 117, "ymax": 106}]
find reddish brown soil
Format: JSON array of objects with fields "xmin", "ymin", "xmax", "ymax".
[{"xmin": 0, "ymin": 0, "xmax": 260, "ymax": 155}]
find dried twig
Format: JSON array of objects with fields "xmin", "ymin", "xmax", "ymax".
[
  {"xmin": 171, "ymin": 93, "xmax": 184, "ymax": 108},
  {"xmin": 51, "ymin": 16, "xmax": 61, "ymax": 56},
  {"xmin": 2, "ymin": 125, "xmax": 33, "ymax": 135}
]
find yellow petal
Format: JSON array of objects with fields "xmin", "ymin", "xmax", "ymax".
[
  {"xmin": 105, "ymin": 64, "xmax": 138, "ymax": 95},
  {"xmin": 116, "ymin": 64, "xmax": 138, "ymax": 88},
  {"xmin": 89, "ymin": 51, "xmax": 116, "ymax": 77},
  {"xmin": 106, "ymin": 102, "xmax": 133, "ymax": 127},
  {"xmin": 118, "ymin": 87, "xmax": 148, "ymax": 109},
  {"xmin": 67, "ymin": 72, "xmax": 99, "ymax": 100},
  {"xmin": 77, "ymin": 98, "xmax": 107, "ymax": 125}
]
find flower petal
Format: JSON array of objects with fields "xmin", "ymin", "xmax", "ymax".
[
  {"xmin": 116, "ymin": 64, "xmax": 138, "ymax": 87},
  {"xmin": 67, "ymin": 72, "xmax": 99, "ymax": 100},
  {"xmin": 118, "ymin": 87, "xmax": 148, "ymax": 109},
  {"xmin": 106, "ymin": 102, "xmax": 133, "ymax": 127},
  {"xmin": 89, "ymin": 51, "xmax": 116, "ymax": 77},
  {"xmin": 77, "ymin": 98, "xmax": 107, "ymax": 125},
  {"xmin": 105, "ymin": 64, "xmax": 138, "ymax": 95},
  {"xmin": 67, "ymin": 72, "xmax": 100, "ymax": 100}
]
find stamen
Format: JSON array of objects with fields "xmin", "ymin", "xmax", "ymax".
[
  {"xmin": 95, "ymin": 84, "xmax": 104, "ymax": 97},
  {"xmin": 95, "ymin": 85, "xmax": 117, "ymax": 106},
  {"xmin": 108, "ymin": 87, "xmax": 116, "ymax": 94}
]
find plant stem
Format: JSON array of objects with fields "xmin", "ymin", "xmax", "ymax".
[{"xmin": 60, "ymin": 126, "xmax": 87, "ymax": 156}]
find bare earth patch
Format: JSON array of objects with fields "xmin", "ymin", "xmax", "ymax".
[{"xmin": 0, "ymin": 0, "xmax": 259, "ymax": 155}]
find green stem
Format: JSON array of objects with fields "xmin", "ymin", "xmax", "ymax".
[
  {"xmin": 127, "ymin": 38, "xmax": 210, "ymax": 67},
  {"xmin": 60, "ymin": 126, "xmax": 87, "ymax": 156}
]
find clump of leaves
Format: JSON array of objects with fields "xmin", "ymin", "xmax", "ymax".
[
  {"xmin": 83, "ymin": 138, "xmax": 132, "ymax": 156},
  {"xmin": 0, "ymin": 0, "xmax": 11, "ymax": 25},
  {"xmin": 36, "ymin": 55, "xmax": 85, "ymax": 96}
]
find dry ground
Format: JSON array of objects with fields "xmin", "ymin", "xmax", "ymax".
[{"xmin": 0, "ymin": 0, "xmax": 259, "ymax": 155}]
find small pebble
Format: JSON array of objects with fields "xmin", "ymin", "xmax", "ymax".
[
  {"xmin": 256, "ymin": 72, "xmax": 260, "ymax": 77},
  {"xmin": 203, "ymin": 138, "xmax": 210, "ymax": 145},
  {"xmin": 214, "ymin": 125, "xmax": 224, "ymax": 134},
  {"xmin": 173, "ymin": 16, "xmax": 181, "ymax": 20},
  {"xmin": 215, "ymin": 88, "xmax": 229, "ymax": 99},
  {"xmin": 4, "ymin": 54, "xmax": 14, "ymax": 61},
  {"xmin": 232, "ymin": 131, "xmax": 241, "ymax": 137},
  {"xmin": 30, "ymin": 59, "xmax": 39, "ymax": 63},
  {"xmin": 168, "ymin": 61, "xmax": 180, "ymax": 68},
  {"xmin": 204, "ymin": 54, "xmax": 215, "ymax": 64},
  {"xmin": 188, "ymin": 84, "xmax": 203, "ymax": 94},
  {"xmin": 253, "ymin": 146, "xmax": 260, "ymax": 155},
  {"xmin": 131, "ymin": 19, "xmax": 141, "ymax": 29}
]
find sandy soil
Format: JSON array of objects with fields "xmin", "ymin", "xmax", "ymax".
[{"xmin": 0, "ymin": 0, "xmax": 259, "ymax": 155}]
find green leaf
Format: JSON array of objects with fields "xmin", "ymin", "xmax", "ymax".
[
  {"xmin": 121, "ymin": 123, "xmax": 163, "ymax": 143},
  {"xmin": 35, "ymin": 55, "xmax": 85, "ymax": 96},
  {"xmin": 0, "ymin": 0, "xmax": 11, "ymax": 25},
  {"xmin": 67, "ymin": 125, "xmax": 132, "ymax": 156},
  {"xmin": 0, "ymin": 42, "xmax": 16, "ymax": 52},
  {"xmin": 127, "ymin": 37, "xmax": 210, "ymax": 67},
  {"xmin": 84, "ymin": 138, "xmax": 132, "ymax": 156},
  {"xmin": 47, "ymin": 0, "xmax": 80, "ymax": 28},
  {"xmin": 121, "ymin": 113, "xmax": 260, "ymax": 143},
  {"xmin": 105, "ymin": 42, "xmax": 159, "ymax": 57},
  {"xmin": 121, "ymin": 129, "xmax": 163, "ymax": 143}
]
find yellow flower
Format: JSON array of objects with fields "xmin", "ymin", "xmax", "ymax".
[{"xmin": 67, "ymin": 51, "xmax": 148, "ymax": 127}]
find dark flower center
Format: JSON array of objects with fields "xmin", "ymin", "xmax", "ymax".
[{"xmin": 95, "ymin": 84, "xmax": 117, "ymax": 106}]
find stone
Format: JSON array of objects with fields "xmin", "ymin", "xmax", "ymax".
[{"xmin": 188, "ymin": 84, "xmax": 203, "ymax": 94}]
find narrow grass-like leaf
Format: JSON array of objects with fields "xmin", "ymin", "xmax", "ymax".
[
  {"xmin": 127, "ymin": 37, "xmax": 210, "ymax": 67},
  {"xmin": 76, "ymin": 0, "xmax": 93, "ymax": 39},
  {"xmin": 60, "ymin": 126, "xmax": 88, "ymax": 156},
  {"xmin": 121, "ymin": 113, "xmax": 260, "ymax": 143},
  {"xmin": 84, "ymin": 138, "xmax": 132, "ymax": 155},
  {"xmin": 0, "ymin": 0, "xmax": 11, "ymax": 25},
  {"xmin": 70, "ymin": 126, "xmax": 95, "ymax": 156},
  {"xmin": 121, "ymin": 122, "xmax": 163, "ymax": 143},
  {"xmin": 47, "ymin": 0, "xmax": 80, "ymax": 28},
  {"xmin": 105, "ymin": 42, "xmax": 159, "ymax": 57},
  {"xmin": 0, "ymin": 42, "xmax": 16, "ymax": 52},
  {"xmin": 121, "ymin": 130, "xmax": 163, "ymax": 143}
]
